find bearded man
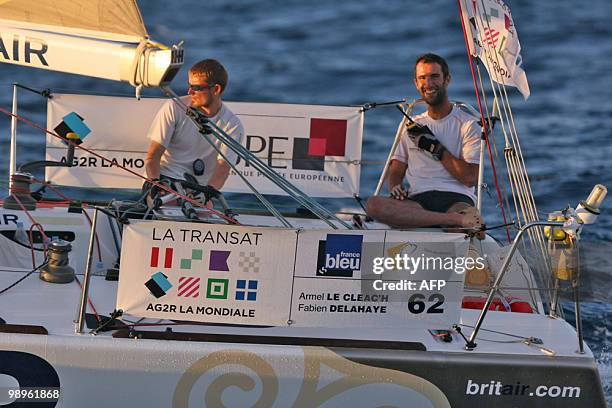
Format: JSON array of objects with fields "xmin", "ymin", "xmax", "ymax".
[{"xmin": 366, "ymin": 53, "xmax": 483, "ymax": 230}]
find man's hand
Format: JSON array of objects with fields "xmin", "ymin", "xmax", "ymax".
[
  {"xmin": 142, "ymin": 178, "xmax": 161, "ymax": 198},
  {"xmin": 389, "ymin": 184, "xmax": 408, "ymax": 200},
  {"xmin": 406, "ymin": 122, "xmax": 446, "ymax": 160}
]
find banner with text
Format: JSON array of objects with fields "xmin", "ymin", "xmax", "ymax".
[
  {"xmin": 117, "ymin": 220, "xmax": 297, "ymax": 325},
  {"xmin": 46, "ymin": 94, "xmax": 362, "ymax": 197},
  {"xmin": 290, "ymin": 230, "xmax": 468, "ymax": 327}
]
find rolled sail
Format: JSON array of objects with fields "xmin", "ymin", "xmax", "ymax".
[{"xmin": 0, "ymin": 0, "xmax": 182, "ymax": 87}]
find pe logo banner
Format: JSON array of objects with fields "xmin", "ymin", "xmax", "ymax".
[
  {"xmin": 316, "ymin": 234, "xmax": 363, "ymax": 277},
  {"xmin": 292, "ymin": 118, "xmax": 348, "ymax": 171}
]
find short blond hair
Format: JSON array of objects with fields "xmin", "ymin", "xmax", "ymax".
[{"xmin": 189, "ymin": 59, "xmax": 228, "ymax": 92}]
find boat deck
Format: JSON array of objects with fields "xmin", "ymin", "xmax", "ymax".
[{"xmin": 0, "ymin": 269, "xmax": 591, "ymax": 359}]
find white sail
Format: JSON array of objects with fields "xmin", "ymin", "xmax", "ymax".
[
  {"xmin": 0, "ymin": 0, "xmax": 147, "ymax": 43},
  {"xmin": 0, "ymin": 0, "xmax": 182, "ymax": 87}
]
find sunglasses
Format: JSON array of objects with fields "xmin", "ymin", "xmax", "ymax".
[{"xmin": 188, "ymin": 83, "xmax": 216, "ymax": 92}]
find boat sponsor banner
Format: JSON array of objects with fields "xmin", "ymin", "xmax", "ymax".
[
  {"xmin": 223, "ymin": 102, "xmax": 362, "ymax": 197},
  {"xmin": 46, "ymin": 94, "xmax": 362, "ymax": 197},
  {"xmin": 461, "ymin": 0, "xmax": 530, "ymax": 99},
  {"xmin": 290, "ymin": 230, "xmax": 468, "ymax": 327},
  {"xmin": 118, "ymin": 223, "xmax": 469, "ymax": 327},
  {"xmin": 117, "ymin": 221, "xmax": 297, "ymax": 325}
]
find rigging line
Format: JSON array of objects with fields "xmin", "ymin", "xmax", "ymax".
[
  {"xmin": 167, "ymin": 95, "xmax": 308, "ymax": 221},
  {"xmin": 475, "ymin": 61, "xmax": 515, "ymax": 227},
  {"xmin": 30, "ymin": 177, "xmax": 73, "ymax": 202},
  {"xmin": 472, "ymin": 6, "xmax": 512, "ymax": 148},
  {"xmin": 505, "ymin": 151, "xmax": 551, "ymax": 290},
  {"xmin": 502, "ymin": 115, "xmax": 538, "ymax": 225},
  {"xmin": 472, "ymin": 0, "xmax": 518, "ymax": 156},
  {"xmin": 9, "ymin": 192, "xmax": 48, "ymax": 267},
  {"xmin": 0, "ymin": 262, "xmax": 46, "ymax": 296},
  {"xmin": 506, "ymin": 150, "xmax": 532, "ymax": 228},
  {"xmin": 500, "ymin": 112, "xmax": 550, "ymax": 277},
  {"xmin": 504, "ymin": 151, "xmax": 523, "ymax": 229},
  {"xmin": 28, "ymin": 178, "xmax": 111, "ymax": 261},
  {"xmin": 0, "ymin": 106, "xmax": 240, "ymax": 225},
  {"xmin": 471, "ymin": 2, "xmax": 537, "ymax": 237},
  {"xmin": 73, "ymin": 275, "xmax": 101, "ymax": 323},
  {"xmin": 495, "ymin": 65, "xmax": 538, "ymax": 221},
  {"xmin": 81, "ymin": 206, "xmax": 103, "ymax": 263},
  {"xmin": 472, "ymin": 0, "xmax": 542, "ymax": 233},
  {"xmin": 492, "ymin": 99, "xmax": 538, "ymax": 231},
  {"xmin": 482, "ymin": 95, "xmax": 516, "ymax": 227},
  {"xmin": 163, "ymin": 89, "xmax": 351, "ymax": 229},
  {"xmin": 463, "ymin": 0, "xmax": 515, "ymax": 229},
  {"xmin": 161, "ymin": 91, "xmax": 293, "ymax": 229},
  {"xmin": 162, "ymin": 88, "xmax": 292, "ymax": 228},
  {"xmin": 201, "ymin": 124, "xmax": 350, "ymax": 229},
  {"xmin": 458, "ymin": 0, "xmax": 511, "ymax": 242}
]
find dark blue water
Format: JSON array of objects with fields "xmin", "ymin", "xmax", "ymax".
[{"xmin": 0, "ymin": 0, "xmax": 610, "ymax": 401}]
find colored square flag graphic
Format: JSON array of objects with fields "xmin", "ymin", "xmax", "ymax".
[
  {"xmin": 235, "ymin": 280, "xmax": 258, "ymax": 301},
  {"xmin": 178, "ymin": 277, "xmax": 200, "ymax": 298},
  {"xmin": 238, "ymin": 251, "xmax": 260, "ymax": 273},
  {"xmin": 206, "ymin": 278, "xmax": 229, "ymax": 299},
  {"xmin": 150, "ymin": 247, "xmax": 173, "ymax": 268},
  {"xmin": 209, "ymin": 250, "xmax": 230, "ymax": 271}
]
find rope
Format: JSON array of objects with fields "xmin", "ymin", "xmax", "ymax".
[
  {"xmin": 0, "ymin": 262, "xmax": 46, "ymax": 296},
  {"xmin": 9, "ymin": 194, "xmax": 48, "ymax": 267},
  {"xmin": 73, "ymin": 275, "xmax": 101, "ymax": 323}
]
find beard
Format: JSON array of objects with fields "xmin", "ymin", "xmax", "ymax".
[{"xmin": 421, "ymin": 86, "xmax": 447, "ymax": 107}]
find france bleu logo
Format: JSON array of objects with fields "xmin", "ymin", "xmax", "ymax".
[{"xmin": 316, "ymin": 234, "xmax": 363, "ymax": 277}]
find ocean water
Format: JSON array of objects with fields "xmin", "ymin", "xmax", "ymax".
[{"xmin": 0, "ymin": 0, "xmax": 610, "ymax": 402}]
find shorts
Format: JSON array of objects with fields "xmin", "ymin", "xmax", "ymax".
[{"xmin": 409, "ymin": 191, "xmax": 475, "ymax": 213}]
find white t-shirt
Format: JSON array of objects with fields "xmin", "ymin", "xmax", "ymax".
[
  {"xmin": 147, "ymin": 95, "xmax": 245, "ymax": 185},
  {"xmin": 392, "ymin": 106, "xmax": 481, "ymax": 202}
]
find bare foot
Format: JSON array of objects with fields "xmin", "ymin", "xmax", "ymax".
[
  {"xmin": 444, "ymin": 207, "xmax": 485, "ymax": 239},
  {"xmin": 458, "ymin": 207, "xmax": 485, "ymax": 239}
]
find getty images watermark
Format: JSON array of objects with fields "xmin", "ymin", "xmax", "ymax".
[
  {"xmin": 370, "ymin": 253, "xmax": 486, "ymax": 291},
  {"xmin": 355, "ymin": 241, "xmax": 488, "ymax": 302}
]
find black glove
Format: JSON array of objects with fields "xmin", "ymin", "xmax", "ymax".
[
  {"xmin": 406, "ymin": 122, "xmax": 446, "ymax": 161},
  {"xmin": 142, "ymin": 178, "xmax": 160, "ymax": 197},
  {"xmin": 142, "ymin": 178, "xmax": 164, "ymax": 208}
]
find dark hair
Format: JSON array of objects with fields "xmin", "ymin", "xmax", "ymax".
[
  {"xmin": 189, "ymin": 59, "xmax": 228, "ymax": 92},
  {"xmin": 414, "ymin": 53, "xmax": 450, "ymax": 78}
]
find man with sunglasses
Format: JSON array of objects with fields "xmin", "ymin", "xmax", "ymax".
[{"xmin": 144, "ymin": 59, "xmax": 244, "ymax": 205}]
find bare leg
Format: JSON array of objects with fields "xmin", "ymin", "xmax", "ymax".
[
  {"xmin": 365, "ymin": 196, "xmax": 464, "ymax": 228},
  {"xmin": 446, "ymin": 202, "xmax": 472, "ymax": 214}
]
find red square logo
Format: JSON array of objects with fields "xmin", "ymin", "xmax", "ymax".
[
  {"xmin": 309, "ymin": 118, "xmax": 347, "ymax": 156},
  {"xmin": 308, "ymin": 138, "xmax": 327, "ymax": 157}
]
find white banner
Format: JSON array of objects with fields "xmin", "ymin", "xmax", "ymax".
[
  {"xmin": 290, "ymin": 230, "xmax": 467, "ymax": 328},
  {"xmin": 461, "ymin": 0, "xmax": 530, "ymax": 99},
  {"xmin": 117, "ymin": 223, "xmax": 468, "ymax": 328},
  {"xmin": 117, "ymin": 221, "xmax": 297, "ymax": 326},
  {"xmin": 46, "ymin": 94, "xmax": 362, "ymax": 197}
]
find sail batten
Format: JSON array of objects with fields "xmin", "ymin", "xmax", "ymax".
[{"xmin": 0, "ymin": 0, "xmax": 148, "ymax": 42}]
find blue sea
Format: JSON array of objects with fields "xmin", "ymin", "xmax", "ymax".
[{"xmin": 0, "ymin": 0, "xmax": 610, "ymax": 403}]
